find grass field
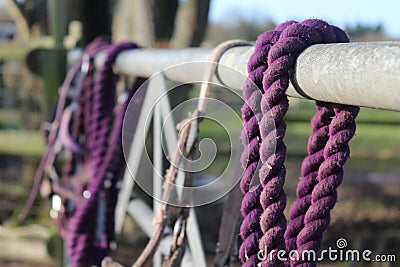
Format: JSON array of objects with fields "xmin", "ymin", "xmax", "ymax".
[{"xmin": 198, "ymin": 102, "xmax": 400, "ymax": 174}]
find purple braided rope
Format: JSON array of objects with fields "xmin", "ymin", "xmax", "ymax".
[
  {"xmin": 58, "ymin": 37, "xmax": 111, "ymax": 237},
  {"xmin": 282, "ymin": 21, "xmax": 350, "ymax": 264},
  {"xmin": 239, "ymin": 28, "xmax": 281, "ymax": 266},
  {"xmin": 294, "ymin": 105, "xmax": 358, "ymax": 266},
  {"xmin": 240, "ymin": 19, "xmax": 359, "ymax": 267},
  {"xmin": 240, "ymin": 185, "xmax": 263, "ymax": 266},
  {"xmin": 284, "ymin": 102, "xmax": 334, "ymax": 255},
  {"xmin": 272, "ymin": 21, "xmax": 358, "ymax": 267},
  {"xmin": 240, "ymin": 21, "xmax": 296, "ymax": 266},
  {"xmin": 67, "ymin": 42, "xmax": 141, "ymax": 267},
  {"xmin": 62, "ymin": 37, "xmax": 110, "ymax": 181},
  {"xmin": 103, "ymin": 77, "xmax": 146, "ymax": 254}
]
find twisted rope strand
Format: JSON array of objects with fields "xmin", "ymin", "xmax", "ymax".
[
  {"xmin": 239, "ymin": 28, "xmax": 285, "ymax": 267},
  {"xmin": 256, "ymin": 21, "xmax": 309, "ymax": 267},
  {"xmin": 284, "ymin": 102, "xmax": 334, "ymax": 255},
  {"xmin": 283, "ymin": 22, "xmax": 350, "ymax": 264},
  {"xmin": 240, "ymin": 185, "xmax": 263, "ymax": 267},
  {"xmin": 295, "ymin": 105, "xmax": 358, "ymax": 266},
  {"xmin": 241, "ymin": 19, "xmax": 359, "ymax": 267},
  {"xmin": 68, "ymin": 42, "xmax": 140, "ymax": 267},
  {"xmin": 58, "ymin": 37, "xmax": 111, "ymax": 239}
]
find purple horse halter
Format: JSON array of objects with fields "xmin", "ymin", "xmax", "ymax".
[
  {"xmin": 66, "ymin": 40, "xmax": 144, "ymax": 267},
  {"xmin": 240, "ymin": 19, "xmax": 359, "ymax": 267},
  {"xmin": 21, "ymin": 37, "xmax": 145, "ymax": 267}
]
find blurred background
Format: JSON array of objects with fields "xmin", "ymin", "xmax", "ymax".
[{"xmin": 0, "ymin": 0, "xmax": 399, "ymax": 266}]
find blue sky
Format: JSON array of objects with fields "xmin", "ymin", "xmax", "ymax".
[{"xmin": 209, "ymin": 0, "xmax": 400, "ymax": 37}]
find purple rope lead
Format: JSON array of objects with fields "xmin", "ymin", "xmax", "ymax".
[
  {"xmin": 67, "ymin": 41, "xmax": 142, "ymax": 267},
  {"xmin": 24, "ymin": 37, "xmax": 144, "ymax": 267},
  {"xmin": 240, "ymin": 19, "xmax": 359, "ymax": 267},
  {"xmin": 279, "ymin": 21, "xmax": 350, "ymax": 266},
  {"xmin": 239, "ymin": 31, "xmax": 273, "ymax": 267},
  {"xmin": 239, "ymin": 22, "xmax": 294, "ymax": 266},
  {"xmin": 284, "ymin": 102, "xmax": 334, "ymax": 260},
  {"xmin": 294, "ymin": 104, "xmax": 358, "ymax": 267}
]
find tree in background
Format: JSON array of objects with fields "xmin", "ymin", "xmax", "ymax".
[
  {"xmin": 345, "ymin": 22, "xmax": 388, "ymax": 41},
  {"xmin": 113, "ymin": 0, "xmax": 210, "ymax": 48},
  {"xmin": 346, "ymin": 23, "xmax": 384, "ymax": 37},
  {"xmin": 1, "ymin": 0, "xmax": 212, "ymax": 129},
  {"xmin": 113, "ymin": 0, "xmax": 211, "ymax": 109},
  {"xmin": 205, "ymin": 15, "xmax": 276, "ymax": 45}
]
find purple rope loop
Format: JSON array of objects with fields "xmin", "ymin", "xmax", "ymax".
[
  {"xmin": 240, "ymin": 21, "xmax": 296, "ymax": 267},
  {"xmin": 66, "ymin": 41, "xmax": 142, "ymax": 267},
  {"xmin": 25, "ymin": 37, "xmax": 145, "ymax": 267},
  {"xmin": 240, "ymin": 19, "xmax": 359, "ymax": 267}
]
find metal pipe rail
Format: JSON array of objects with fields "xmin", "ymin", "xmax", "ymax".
[{"xmin": 96, "ymin": 41, "xmax": 400, "ymax": 111}]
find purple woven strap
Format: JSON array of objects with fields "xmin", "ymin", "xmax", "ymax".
[{"xmin": 240, "ymin": 19, "xmax": 359, "ymax": 267}]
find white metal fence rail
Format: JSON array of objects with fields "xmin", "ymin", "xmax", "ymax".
[{"xmin": 97, "ymin": 41, "xmax": 400, "ymax": 111}]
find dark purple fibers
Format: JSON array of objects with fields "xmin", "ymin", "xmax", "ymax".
[
  {"xmin": 239, "ymin": 25, "xmax": 286, "ymax": 267},
  {"xmin": 56, "ymin": 37, "xmax": 110, "ymax": 239},
  {"xmin": 36, "ymin": 39, "xmax": 145, "ymax": 267},
  {"xmin": 103, "ymin": 77, "xmax": 146, "ymax": 261},
  {"xmin": 240, "ymin": 19, "xmax": 359, "ymax": 267},
  {"xmin": 61, "ymin": 37, "xmax": 110, "ymax": 193},
  {"xmin": 67, "ymin": 41, "xmax": 142, "ymax": 267}
]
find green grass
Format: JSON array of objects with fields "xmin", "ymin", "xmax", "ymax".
[
  {"xmin": 197, "ymin": 104, "xmax": 400, "ymax": 174},
  {"xmin": 286, "ymin": 122, "xmax": 400, "ymax": 155},
  {"xmin": 286, "ymin": 122, "xmax": 400, "ymax": 171},
  {"xmin": 0, "ymin": 100, "xmax": 399, "ymax": 168},
  {"xmin": 350, "ymin": 124, "xmax": 400, "ymax": 157},
  {"xmin": 0, "ymin": 183, "xmax": 26, "ymax": 196},
  {"xmin": 287, "ymin": 101, "xmax": 400, "ymax": 125}
]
